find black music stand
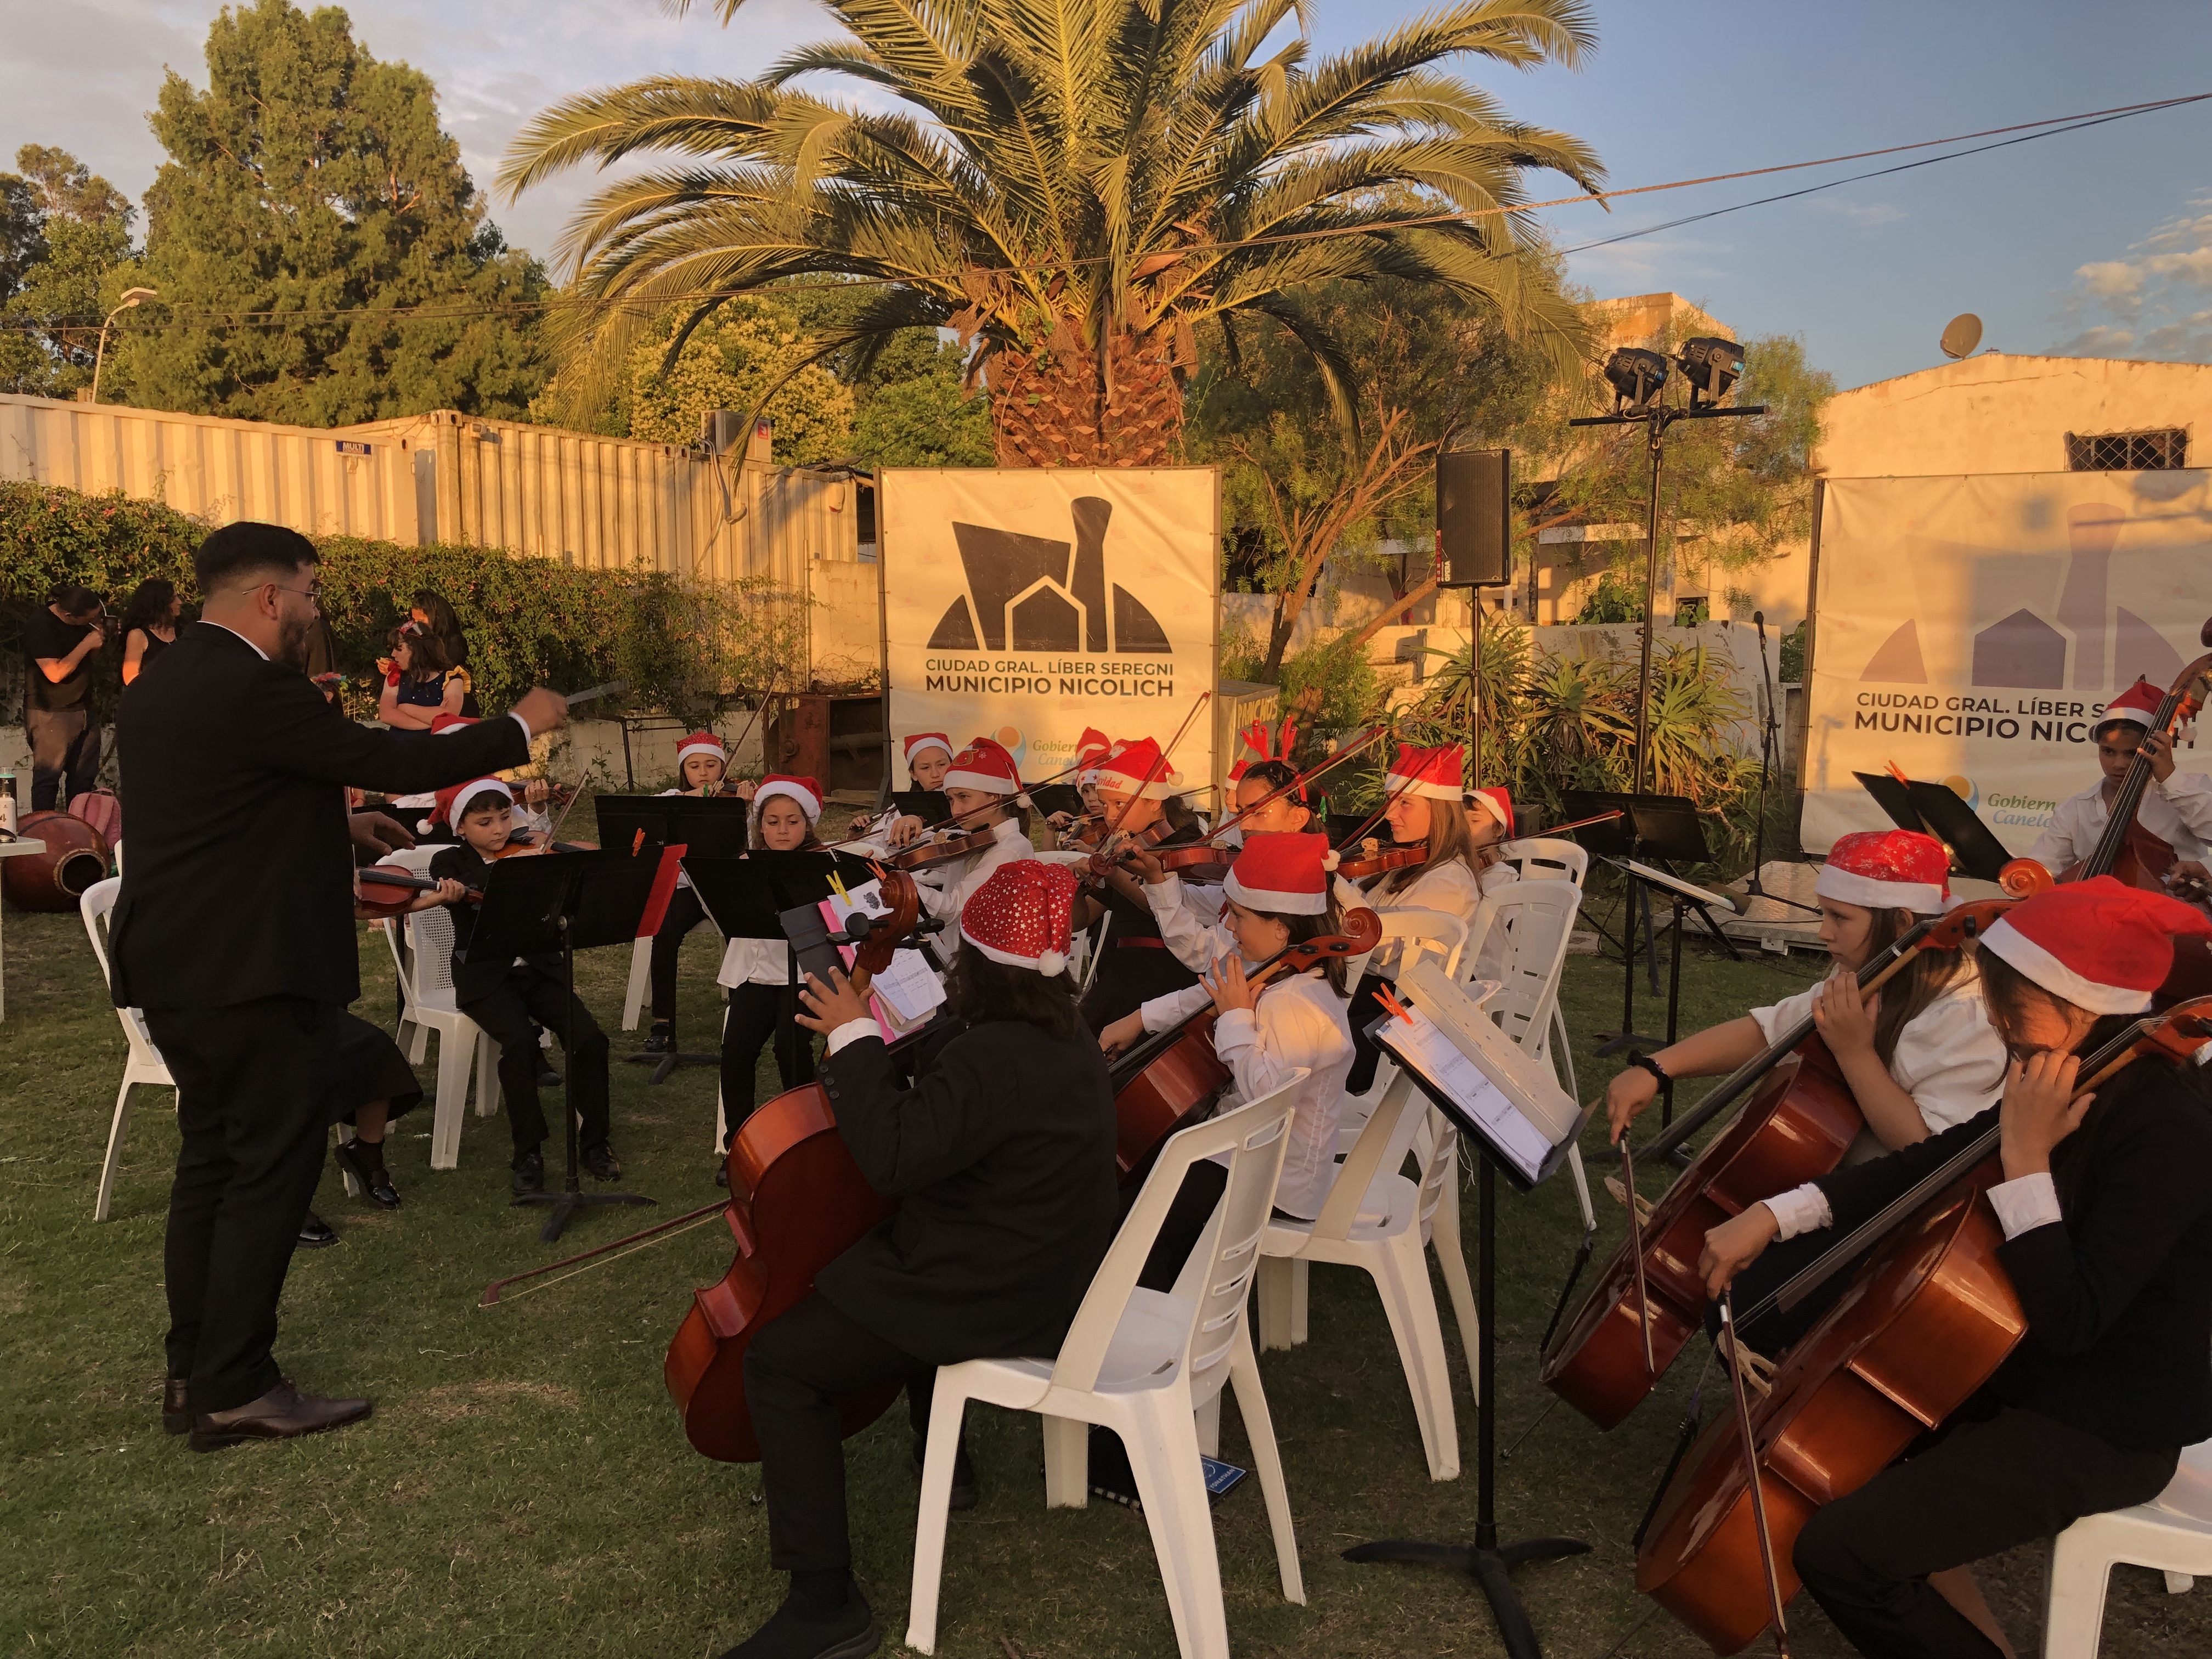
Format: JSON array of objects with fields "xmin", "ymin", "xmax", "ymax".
[
  {"xmin": 466, "ymin": 848, "xmax": 662, "ymax": 1244},
  {"xmin": 1345, "ymin": 1015, "xmax": 1592, "ymax": 1657},
  {"xmin": 1852, "ymin": 771, "xmax": 2015, "ymax": 882},
  {"xmin": 597, "ymin": 795, "xmax": 758, "ymax": 1080},
  {"xmin": 1565, "ymin": 792, "xmax": 1736, "ymax": 1068}
]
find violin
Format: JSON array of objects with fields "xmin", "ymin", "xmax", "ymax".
[
  {"xmin": 881, "ymin": 821, "xmax": 1002, "ymax": 873},
  {"xmin": 1105, "ymin": 906, "xmax": 1384, "ymax": 1179},
  {"xmin": 1634, "ymin": 996, "xmax": 2212, "ymax": 1654},
  {"xmin": 1539, "ymin": 896, "xmax": 2024, "ymax": 1431},
  {"xmin": 1999, "ymin": 619, "xmax": 2212, "ymax": 902},
  {"xmin": 353, "ymin": 862, "xmax": 481, "ymax": 919},
  {"xmin": 1335, "ymin": 840, "xmax": 1427, "ymax": 882},
  {"xmin": 665, "ymin": 871, "xmax": 927, "ymax": 1462}
]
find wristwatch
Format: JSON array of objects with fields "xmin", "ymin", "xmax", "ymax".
[{"xmin": 1625, "ymin": 1052, "xmax": 1671, "ymax": 1087}]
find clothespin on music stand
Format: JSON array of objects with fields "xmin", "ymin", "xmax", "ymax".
[{"xmin": 1376, "ymin": 981, "xmax": 1417, "ymax": 1025}]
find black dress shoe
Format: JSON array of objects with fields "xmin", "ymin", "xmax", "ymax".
[
  {"xmin": 297, "ymin": 1211, "xmax": 339, "ymax": 1248},
  {"xmin": 537, "ymin": 1064, "xmax": 563, "ymax": 1088},
  {"xmin": 581, "ymin": 1143, "xmax": 622, "ymax": 1181},
  {"xmin": 718, "ymin": 1587, "xmax": 879, "ymax": 1659},
  {"xmin": 640, "ymin": 1024, "xmax": 674, "ymax": 1056},
  {"xmin": 164, "ymin": 1378, "xmax": 191, "ymax": 1436},
  {"xmin": 511, "ymin": 1150, "xmax": 545, "ymax": 1198},
  {"xmin": 189, "ymin": 1383, "xmax": 370, "ymax": 1452},
  {"xmin": 333, "ymin": 1139, "xmax": 400, "ymax": 1210},
  {"xmin": 911, "ymin": 1437, "xmax": 979, "ymax": 1510},
  {"xmin": 714, "ymin": 1158, "xmax": 730, "ymax": 1188}
]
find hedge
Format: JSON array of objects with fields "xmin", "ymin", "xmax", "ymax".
[{"xmin": 0, "ymin": 482, "xmax": 799, "ymax": 725}]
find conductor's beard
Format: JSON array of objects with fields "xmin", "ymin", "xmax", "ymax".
[{"xmin": 274, "ymin": 612, "xmax": 313, "ymax": 673}]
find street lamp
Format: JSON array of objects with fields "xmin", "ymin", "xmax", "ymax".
[{"xmin": 89, "ymin": 287, "xmax": 158, "ymax": 404}]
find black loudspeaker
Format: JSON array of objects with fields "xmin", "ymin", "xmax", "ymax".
[{"xmin": 1435, "ymin": 448, "xmax": 1511, "ymax": 586}]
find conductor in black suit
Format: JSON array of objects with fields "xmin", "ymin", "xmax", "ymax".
[{"xmin": 114, "ymin": 521, "xmax": 571, "ymax": 1451}]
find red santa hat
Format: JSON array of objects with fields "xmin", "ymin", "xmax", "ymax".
[
  {"xmin": 903, "ymin": 732, "xmax": 954, "ymax": 770},
  {"xmin": 2097, "ymin": 679, "xmax": 2165, "ymax": 732},
  {"xmin": 1981, "ymin": 876, "xmax": 2212, "ymax": 1015},
  {"xmin": 1466, "ymin": 786, "xmax": 1514, "ymax": 834},
  {"xmin": 959, "ymin": 860, "xmax": 1078, "ymax": 977},
  {"xmin": 1073, "ymin": 727, "xmax": 1113, "ymax": 785},
  {"xmin": 752, "ymin": 774, "xmax": 822, "ymax": 821},
  {"xmin": 676, "ymin": 731, "xmax": 726, "ymax": 766},
  {"xmin": 1387, "ymin": 743, "xmax": 1465, "ymax": 802},
  {"xmin": 1096, "ymin": 735, "xmax": 1180, "ymax": 799},
  {"xmin": 1816, "ymin": 828, "xmax": 1952, "ymax": 915},
  {"xmin": 945, "ymin": 737, "xmax": 1025, "ymax": 798},
  {"xmin": 1224, "ymin": 832, "xmax": 1335, "ymax": 916},
  {"xmin": 433, "ymin": 775, "xmax": 514, "ymax": 826}
]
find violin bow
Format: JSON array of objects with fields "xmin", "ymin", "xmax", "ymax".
[
  {"xmin": 479, "ymin": 1199, "xmax": 727, "ymax": 1306},
  {"xmin": 1203, "ymin": 724, "xmax": 1391, "ymax": 847},
  {"xmin": 1098, "ymin": 691, "xmax": 1211, "ymax": 845}
]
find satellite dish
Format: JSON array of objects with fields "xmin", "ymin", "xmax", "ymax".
[{"xmin": 1939, "ymin": 314, "xmax": 1983, "ymax": 360}]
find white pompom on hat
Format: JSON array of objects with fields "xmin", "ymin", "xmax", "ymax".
[
  {"xmin": 1816, "ymin": 828, "xmax": 1953, "ymax": 916},
  {"xmin": 959, "ymin": 860, "xmax": 1079, "ymax": 976}
]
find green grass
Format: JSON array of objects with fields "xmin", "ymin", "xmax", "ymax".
[{"xmin": 4, "ymin": 843, "xmax": 2205, "ymax": 1658}]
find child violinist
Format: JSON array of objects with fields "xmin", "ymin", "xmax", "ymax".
[
  {"xmin": 638, "ymin": 731, "xmax": 750, "ymax": 1057},
  {"xmin": 1697, "ymin": 878, "xmax": 2212, "ymax": 1659},
  {"xmin": 712, "ymin": 775, "xmax": 829, "ymax": 1182},
  {"xmin": 868, "ymin": 733, "xmax": 955, "ymax": 847},
  {"xmin": 1340, "ymin": 743, "xmax": 1501, "ymax": 1092},
  {"xmin": 1073, "ymin": 735, "xmax": 1206, "ymax": 1029},
  {"xmin": 897, "ymin": 739, "xmax": 1037, "ymax": 950},
  {"xmin": 1046, "ymin": 726, "xmax": 1114, "ymax": 842},
  {"xmin": 429, "ymin": 777, "xmax": 618, "ymax": 1195}
]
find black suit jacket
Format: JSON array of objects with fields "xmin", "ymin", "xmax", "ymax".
[
  {"xmin": 426, "ymin": 841, "xmax": 565, "ymax": 1002},
  {"xmin": 112, "ymin": 622, "xmax": 531, "ymax": 1011},
  {"xmin": 1816, "ymin": 1060, "xmax": 2212, "ymax": 1452},
  {"xmin": 815, "ymin": 1020, "xmax": 1119, "ymax": 1364}
]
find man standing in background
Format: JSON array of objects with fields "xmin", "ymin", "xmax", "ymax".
[{"xmin": 21, "ymin": 582, "xmax": 107, "ymax": 809}]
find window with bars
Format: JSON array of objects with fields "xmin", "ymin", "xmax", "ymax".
[{"xmin": 2064, "ymin": 428, "xmax": 2190, "ymax": 471}]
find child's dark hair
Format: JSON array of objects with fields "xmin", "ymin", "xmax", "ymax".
[
  {"xmin": 1239, "ymin": 759, "xmax": 1305, "ymax": 800},
  {"xmin": 396, "ymin": 622, "xmax": 454, "ymax": 681},
  {"xmin": 943, "ymin": 945, "xmax": 1084, "ymax": 1042},
  {"xmin": 461, "ymin": 788, "xmax": 511, "ymax": 820},
  {"xmin": 1977, "ymin": 945, "xmax": 2143, "ymax": 1066},
  {"xmin": 1237, "ymin": 892, "xmax": 1356, "ymax": 996}
]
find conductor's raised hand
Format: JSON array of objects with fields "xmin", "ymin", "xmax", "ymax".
[
  {"xmin": 795, "ymin": 964, "xmax": 874, "ymax": 1034},
  {"xmin": 347, "ymin": 810, "xmax": 415, "ymax": 857},
  {"xmin": 511, "ymin": 686, "xmax": 571, "ymax": 737}
]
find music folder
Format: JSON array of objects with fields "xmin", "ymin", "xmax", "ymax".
[
  {"xmin": 1852, "ymin": 771, "xmax": 2015, "ymax": 882},
  {"xmin": 1373, "ymin": 960, "xmax": 1594, "ymax": 1192}
]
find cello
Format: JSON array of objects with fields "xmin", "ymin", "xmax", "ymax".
[
  {"xmin": 1539, "ymin": 896, "xmax": 2030, "ymax": 1431},
  {"xmin": 1997, "ymin": 621, "xmax": 2212, "ymax": 900},
  {"xmin": 1633, "ymin": 997, "xmax": 2212, "ymax": 1655},
  {"xmin": 1105, "ymin": 906, "xmax": 1384, "ymax": 1177},
  {"xmin": 663, "ymin": 867, "xmax": 927, "ymax": 1463}
]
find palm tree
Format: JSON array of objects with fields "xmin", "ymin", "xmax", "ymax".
[{"xmin": 501, "ymin": 0, "xmax": 1604, "ymax": 466}]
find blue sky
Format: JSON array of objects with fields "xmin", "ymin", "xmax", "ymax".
[{"xmin": 3, "ymin": 0, "xmax": 2207, "ymax": 388}]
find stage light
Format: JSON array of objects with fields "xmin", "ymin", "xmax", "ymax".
[
  {"xmin": 1602, "ymin": 347, "xmax": 1671, "ymax": 413},
  {"xmin": 1677, "ymin": 337, "xmax": 1743, "ymax": 407}
]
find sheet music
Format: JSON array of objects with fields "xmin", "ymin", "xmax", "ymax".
[
  {"xmin": 822, "ymin": 883, "xmax": 946, "ymax": 1030},
  {"xmin": 1378, "ymin": 1006, "xmax": 1554, "ymax": 1184}
]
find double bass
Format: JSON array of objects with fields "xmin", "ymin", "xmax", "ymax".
[
  {"xmin": 1634, "ymin": 998, "xmax": 2212, "ymax": 1655},
  {"xmin": 1539, "ymin": 897, "xmax": 2027, "ymax": 1430},
  {"xmin": 663, "ymin": 867, "xmax": 926, "ymax": 1462}
]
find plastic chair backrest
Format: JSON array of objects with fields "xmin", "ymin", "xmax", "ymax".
[
  {"xmin": 1462, "ymin": 880, "xmax": 1582, "ymax": 1054},
  {"xmin": 1412, "ymin": 1112, "xmax": 1459, "ymax": 1233},
  {"xmin": 1502, "ymin": 836, "xmax": 1588, "ymax": 887},
  {"xmin": 1049, "ymin": 1076, "xmax": 1302, "ymax": 1397},
  {"xmin": 1380, "ymin": 907, "xmax": 1466, "ymax": 979},
  {"xmin": 1306, "ymin": 1070, "xmax": 1429, "ymax": 1243},
  {"xmin": 381, "ymin": 845, "xmax": 443, "ymax": 874},
  {"xmin": 408, "ymin": 903, "xmax": 461, "ymax": 996},
  {"xmin": 80, "ymin": 876, "xmax": 160, "ymax": 1060}
]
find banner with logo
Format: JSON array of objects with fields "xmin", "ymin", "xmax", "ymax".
[
  {"xmin": 879, "ymin": 467, "xmax": 1221, "ymax": 793},
  {"xmin": 1803, "ymin": 470, "xmax": 2212, "ymax": 853}
]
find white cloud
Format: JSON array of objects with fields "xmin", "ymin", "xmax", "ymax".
[{"xmin": 2050, "ymin": 190, "xmax": 2212, "ymax": 363}]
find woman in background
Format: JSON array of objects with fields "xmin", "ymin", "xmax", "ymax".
[{"xmin": 120, "ymin": 577, "xmax": 181, "ymax": 686}]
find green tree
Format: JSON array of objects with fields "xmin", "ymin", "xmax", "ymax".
[
  {"xmin": 846, "ymin": 330, "xmax": 993, "ymax": 469},
  {"xmin": 501, "ymin": 0, "xmax": 1602, "ymax": 467},
  {"xmin": 111, "ymin": 0, "xmax": 550, "ymax": 425},
  {"xmin": 0, "ymin": 147, "xmax": 137, "ymax": 397}
]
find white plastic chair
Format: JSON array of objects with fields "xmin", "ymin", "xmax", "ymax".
[
  {"xmin": 907, "ymin": 1080, "xmax": 1306, "ymax": 1659},
  {"xmin": 81, "ymin": 877, "xmax": 178, "ymax": 1222},
  {"xmin": 621, "ymin": 935, "xmax": 654, "ymax": 1031},
  {"xmin": 1377, "ymin": 907, "xmax": 1467, "ymax": 981},
  {"xmin": 2043, "ymin": 1438, "xmax": 2212, "ymax": 1656},
  {"xmin": 383, "ymin": 901, "xmax": 499, "ymax": 1170},
  {"xmin": 1501, "ymin": 835, "xmax": 1588, "ymax": 888},
  {"xmin": 1256, "ymin": 1071, "xmax": 1464, "ymax": 1479}
]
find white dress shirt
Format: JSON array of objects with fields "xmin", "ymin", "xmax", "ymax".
[
  {"xmin": 2028, "ymin": 778, "xmax": 2207, "ymax": 872},
  {"xmin": 1749, "ymin": 958, "xmax": 2007, "ymax": 1155},
  {"xmin": 1764, "ymin": 1169, "xmax": 2060, "ymax": 1242}
]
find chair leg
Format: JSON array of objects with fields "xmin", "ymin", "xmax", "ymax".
[
  {"xmin": 1255, "ymin": 1256, "xmax": 1293, "ymax": 1352},
  {"xmin": 2166, "ymin": 1571, "xmax": 2196, "ymax": 1595},
  {"xmin": 2043, "ymin": 1526, "xmax": 2117, "ymax": 1659},
  {"xmin": 476, "ymin": 1034, "xmax": 501, "ymax": 1116},
  {"xmin": 905, "ymin": 1370, "xmax": 968, "ymax": 1656},
  {"xmin": 1429, "ymin": 1187, "xmax": 1481, "ymax": 1404},
  {"xmin": 1372, "ymin": 1232, "xmax": 1461, "ymax": 1480},
  {"xmin": 431, "ymin": 1026, "xmax": 472, "ymax": 1172},
  {"xmin": 1289, "ymin": 1258, "xmax": 1310, "ymax": 1346},
  {"xmin": 1228, "ymin": 1325, "xmax": 1306, "ymax": 1605},
  {"xmin": 95, "ymin": 1077, "xmax": 137, "ymax": 1222},
  {"xmin": 1125, "ymin": 1390, "xmax": 1228, "ymax": 1659},
  {"xmin": 1042, "ymin": 1415, "xmax": 1090, "ymax": 1509},
  {"xmin": 1564, "ymin": 1141, "xmax": 1598, "ymax": 1234},
  {"xmin": 1195, "ymin": 1391, "xmax": 1221, "ymax": 1459}
]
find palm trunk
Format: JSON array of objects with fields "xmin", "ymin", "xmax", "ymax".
[{"xmin": 990, "ymin": 329, "xmax": 1182, "ymax": 467}]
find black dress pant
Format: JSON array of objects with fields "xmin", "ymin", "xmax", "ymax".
[
  {"xmin": 647, "ymin": 885, "xmax": 712, "ymax": 1024},
  {"xmin": 459, "ymin": 968, "xmax": 610, "ymax": 1160},
  {"xmin": 145, "ymin": 997, "xmax": 343, "ymax": 1413},
  {"xmin": 1343, "ymin": 971, "xmax": 1393, "ymax": 1094},
  {"xmin": 720, "ymin": 981, "xmax": 815, "ymax": 1144},
  {"xmin": 744, "ymin": 1291, "xmax": 947, "ymax": 1575},
  {"xmin": 1795, "ymin": 1403, "xmax": 2177, "ymax": 1658},
  {"xmin": 27, "ymin": 706, "xmax": 100, "ymax": 811},
  {"xmin": 1702, "ymin": 1226, "xmax": 1865, "ymax": 1358}
]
